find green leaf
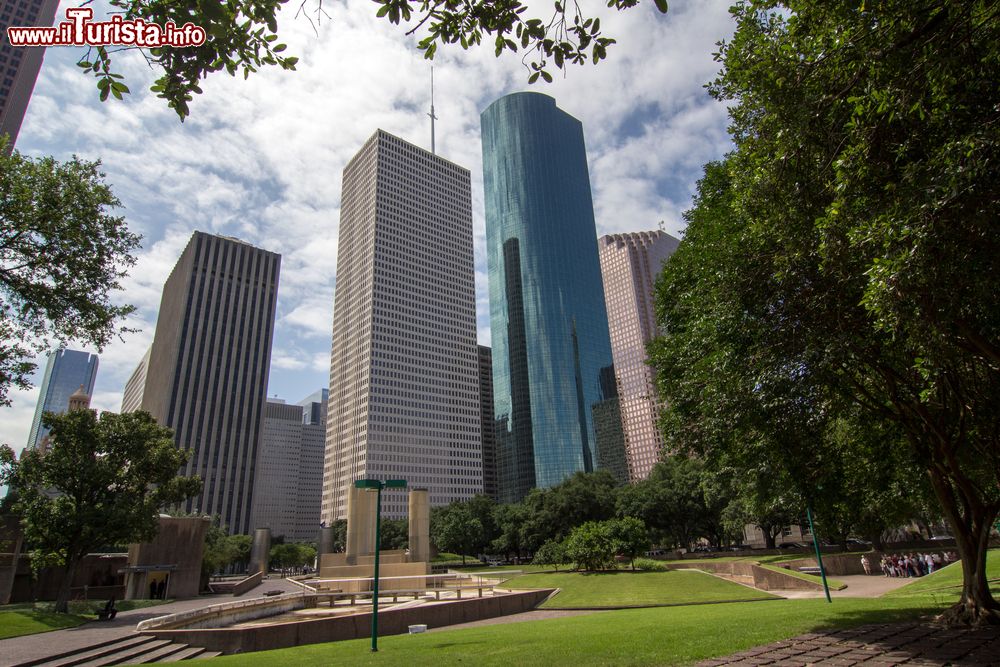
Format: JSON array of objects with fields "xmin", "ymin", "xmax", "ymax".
[{"xmin": 654, "ymin": 0, "xmax": 668, "ymax": 13}]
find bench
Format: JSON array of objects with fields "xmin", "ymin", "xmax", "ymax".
[
  {"xmin": 798, "ymin": 567, "xmax": 823, "ymax": 575},
  {"xmin": 95, "ymin": 597, "xmax": 117, "ymax": 621},
  {"xmin": 312, "ymin": 585, "xmax": 495, "ymax": 606}
]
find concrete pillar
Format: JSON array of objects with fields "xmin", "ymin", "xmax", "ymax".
[
  {"xmin": 346, "ymin": 486, "xmax": 376, "ymax": 564},
  {"xmin": 248, "ymin": 528, "xmax": 271, "ymax": 575},
  {"xmin": 408, "ymin": 488, "xmax": 430, "ymax": 563},
  {"xmin": 318, "ymin": 525, "xmax": 336, "ymax": 557}
]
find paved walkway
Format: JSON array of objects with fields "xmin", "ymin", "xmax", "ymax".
[
  {"xmin": 0, "ymin": 577, "xmax": 302, "ymax": 667},
  {"xmin": 697, "ymin": 621, "xmax": 1000, "ymax": 666},
  {"xmin": 774, "ymin": 575, "xmax": 915, "ymax": 600}
]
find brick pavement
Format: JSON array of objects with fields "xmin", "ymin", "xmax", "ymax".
[{"xmin": 697, "ymin": 622, "xmax": 1000, "ymax": 666}]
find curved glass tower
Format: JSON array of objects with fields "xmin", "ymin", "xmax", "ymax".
[{"xmin": 482, "ymin": 92, "xmax": 626, "ymax": 503}]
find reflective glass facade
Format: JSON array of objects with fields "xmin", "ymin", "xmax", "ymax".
[
  {"xmin": 26, "ymin": 348, "xmax": 99, "ymax": 450},
  {"xmin": 482, "ymin": 92, "xmax": 625, "ymax": 503}
]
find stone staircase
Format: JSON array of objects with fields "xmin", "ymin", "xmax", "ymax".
[{"xmin": 13, "ymin": 634, "xmax": 222, "ymax": 666}]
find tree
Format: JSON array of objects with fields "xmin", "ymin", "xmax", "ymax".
[
  {"xmin": 608, "ymin": 517, "xmax": 649, "ymax": 570},
  {"xmin": 0, "ymin": 409, "xmax": 201, "ymax": 612},
  {"xmin": 430, "ymin": 502, "xmax": 482, "ymax": 564},
  {"xmin": 77, "ymin": 0, "xmax": 668, "ymax": 119},
  {"xmin": 0, "ymin": 139, "xmax": 140, "ymax": 405},
  {"xmin": 563, "ymin": 521, "xmax": 618, "ymax": 572},
  {"xmin": 531, "ymin": 539, "xmax": 568, "ymax": 571},
  {"xmin": 652, "ymin": 0, "xmax": 1000, "ymax": 625}
]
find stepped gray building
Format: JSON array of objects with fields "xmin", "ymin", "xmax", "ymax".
[
  {"xmin": 250, "ymin": 390, "xmax": 327, "ymax": 541},
  {"xmin": 321, "ymin": 129, "xmax": 482, "ymax": 522},
  {"xmin": 123, "ymin": 231, "xmax": 280, "ymax": 534},
  {"xmin": 598, "ymin": 230, "xmax": 679, "ymax": 480}
]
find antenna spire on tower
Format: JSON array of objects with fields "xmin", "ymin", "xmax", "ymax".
[{"xmin": 428, "ymin": 67, "xmax": 438, "ymax": 155}]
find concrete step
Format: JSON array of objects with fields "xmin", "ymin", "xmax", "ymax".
[
  {"xmin": 25, "ymin": 635, "xmax": 158, "ymax": 667},
  {"xmin": 186, "ymin": 651, "xmax": 222, "ymax": 660},
  {"xmin": 118, "ymin": 641, "xmax": 193, "ymax": 664},
  {"xmin": 74, "ymin": 639, "xmax": 173, "ymax": 666},
  {"xmin": 156, "ymin": 646, "xmax": 211, "ymax": 663}
]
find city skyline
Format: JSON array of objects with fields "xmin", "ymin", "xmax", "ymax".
[{"xmin": 0, "ymin": 0, "xmax": 736, "ymax": 455}]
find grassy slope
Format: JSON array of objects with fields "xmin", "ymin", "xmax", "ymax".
[
  {"xmin": 0, "ymin": 609, "xmax": 87, "ymax": 639},
  {"xmin": 504, "ymin": 569, "xmax": 776, "ymax": 608},
  {"xmin": 884, "ymin": 549, "xmax": 1000, "ymax": 598},
  {"xmin": 208, "ymin": 597, "xmax": 950, "ymax": 667}
]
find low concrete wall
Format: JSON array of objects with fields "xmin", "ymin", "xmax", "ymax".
[
  {"xmin": 139, "ymin": 593, "xmax": 307, "ymax": 631},
  {"xmin": 144, "ymin": 588, "xmax": 553, "ymax": 654},
  {"xmin": 669, "ymin": 561, "xmax": 824, "ymax": 591},
  {"xmin": 231, "ymin": 571, "xmax": 264, "ymax": 596}
]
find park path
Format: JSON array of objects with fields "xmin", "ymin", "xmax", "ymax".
[
  {"xmin": 773, "ymin": 574, "xmax": 915, "ymax": 599},
  {"xmin": 0, "ymin": 577, "xmax": 302, "ymax": 666}
]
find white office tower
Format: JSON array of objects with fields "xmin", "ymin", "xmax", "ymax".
[{"xmin": 321, "ymin": 130, "xmax": 482, "ymax": 521}]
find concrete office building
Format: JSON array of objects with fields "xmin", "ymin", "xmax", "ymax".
[
  {"xmin": 598, "ymin": 230, "xmax": 680, "ymax": 480},
  {"xmin": 26, "ymin": 348, "xmax": 99, "ymax": 450},
  {"xmin": 0, "ymin": 0, "xmax": 59, "ymax": 148},
  {"xmin": 478, "ymin": 345, "xmax": 498, "ymax": 500},
  {"xmin": 482, "ymin": 92, "xmax": 625, "ymax": 502},
  {"xmin": 250, "ymin": 390, "xmax": 327, "ymax": 541},
  {"xmin": 124, "ymin": 231, "xmax": 280, "ymax": 535},
  {"xmin": 120, "ymin": 346, "xmax": 150, "ymax": 414},
  {"xmin": 321, "ymin": 129, "xmax": 481, "ymax": 522}
]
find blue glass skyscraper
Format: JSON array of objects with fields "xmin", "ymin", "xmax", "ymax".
[
  {"xmin": 482, "ymin": 92, "xmax": 626, "ymax": 503},
  {"xmin": 26, "ymin": 348, "xmax": 99, "ymax": 449}
]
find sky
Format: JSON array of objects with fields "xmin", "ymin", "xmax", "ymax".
[{"xmin": 1, "ymin": 0, "xmax": 736, "ymax": 455}]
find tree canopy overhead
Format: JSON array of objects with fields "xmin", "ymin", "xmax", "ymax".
[
  {"xmin": 0, "ymin": 140, "xmax": 140, "ymax": 405},
  {"xmin": 77, "ymin": 0, "xmax": 667, "ymax": 119},
  {"xmin": 651, "ymin": 0, "xmax": 1000, "ymax": 625}
]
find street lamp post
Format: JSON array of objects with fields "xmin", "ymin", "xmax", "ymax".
[{"xmin": 354, "ymin": 478, "xmax": 407, "ymax": 652}]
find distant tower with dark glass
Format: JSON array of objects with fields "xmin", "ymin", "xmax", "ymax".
[
  {"xmin": 124, "ymin": 231, "xmax": 280, "ymax": 535},
  {"xmin": 599, "ymin": 230, "xmax": 680, "ymax": 480},
  {"xmin": 481, "ymin": 92, "xmax": 624, "ymax": 502},
  {"xmin": 0, "ymin": 0, "xmax": 60, "ymax": 148},
  {"xmin": 478, "ymin": 345, "xmax": 498, "ymax": 500},
  {"xmin": 321, "ymin": 130, "xmax": 482, "ymax": 522},
  {"xmin": 26, "ymin": 348, "xmax": 99, "ymax": 450}
]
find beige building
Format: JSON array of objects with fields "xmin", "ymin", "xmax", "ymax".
[
  {"xmin": 321, "ymin": 129, "xmax": 481, "ymax": 522},
  {"xmin": 597, "ymin": 230, "xmax": 680, "ymax": 480},
  {"xmin": 123, "ymin": 232, "xmax": 280, "ymax": 534},
  {"xmin": 250, "ymin": 392, "xmax": 326, "ymax": 541}
]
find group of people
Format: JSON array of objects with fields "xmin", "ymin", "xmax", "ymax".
[{"xmin": 859, "ymin": 551, "xmax": 957, "ymax": 577}]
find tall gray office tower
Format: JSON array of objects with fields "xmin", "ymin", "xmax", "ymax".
[
  {"xmin": 26, "ymin": 348, "xmax": 99, "ymax": 450},
  {"xmin": 478, "ymin": 345, "xmax": 498, "ymax": 500},
  {"xmin": 125, "ymin": 231, "xmax": 280, "ymax": 534},
  {"xmin": 0, "ymin": 0, "xmax": 59, "ymax": 148},
  {"xmin": 482, "ymin": 92, "xmax": 625, "ymax": 502},
  {"xmin": 250, "ymin": 390, "xmax": 327, "ymax": 541},
  {"xmin": 599, "ymin": 230, "xmax": 680, "ymax": 480},
  {"xmin": 321, "ymin": 129, "xmax": 481, "ymax": 522}
]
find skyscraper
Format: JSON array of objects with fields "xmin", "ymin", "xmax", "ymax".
[
  {"xmin": 481, "ymin": 92, "xmax": 624, "ymax": 502},
  {"xmin": 321, "ymin": 129, "xmax": 482, "ymax": 522},
  {"xmin": 478, "ymin": 345, "xmax": 498, "ymax": 500},
  {"xmin": 250, "ymin": 390, "xmax": 327, "ymax": 541},
  {"xmin": 26, "ymin": 348, "xmax": 99, "ymax": 450},
  {"xmin": 0, "ymin": 0, "xmax": 59, "ymax": 148},
  {"xmin": 598, "ymin": 230, "xmax": 680, "ymax": 480},
  {"xmin": 125, "ymin": 231, "xmax": 280, "ymax": 534}
]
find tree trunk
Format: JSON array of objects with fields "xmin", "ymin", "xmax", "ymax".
[
  {"xmin": 759, "ymin": 524, "xmax": 777, "ymax": 549},
  {"xmin": 927, "ymin": 469, "xmax": 1000, "ymax": 626},
  {"xmin": 54, "ymin": 557, "xmax": 80, "ymax": 614}
]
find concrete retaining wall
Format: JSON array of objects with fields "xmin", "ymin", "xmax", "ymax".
[
  {"xmin": 144, "ymin": 589, "xmax": 553, "ymax": 654},
  {"xmin": 231, "ymin": 571, "xmax": 264, "ymax": 596},
  {"xmin": 669, "ymin": 561, "xmax": 824, "ymax": 591}
]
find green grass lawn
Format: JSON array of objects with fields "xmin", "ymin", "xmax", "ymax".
[
  {"xmin": 208, "ymin": 596, "xmax": 951, "ymax": 667},
  {"xmin": 0, "ymin": 608, "xmax": 88, "ymax": 639},
  {"xmin": 0, "ymin": 599, "xmax": 170, "ymax": 640},
  {"xmin": 884, "ymin": 549, "xmax": 1000, "ymax": 599},
  {"xmin": 503, "ymin": 569, "xmax": 777, "ymax": 608}
]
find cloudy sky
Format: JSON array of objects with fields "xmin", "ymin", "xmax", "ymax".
[{"xmin": 2, "ymin": 0, "xmax": 735, "ymax": 453}]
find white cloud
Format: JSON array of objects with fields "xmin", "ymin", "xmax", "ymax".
[{"xmin": 6, "ymin": 0, "xmax": 735, "ymax": 434}]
